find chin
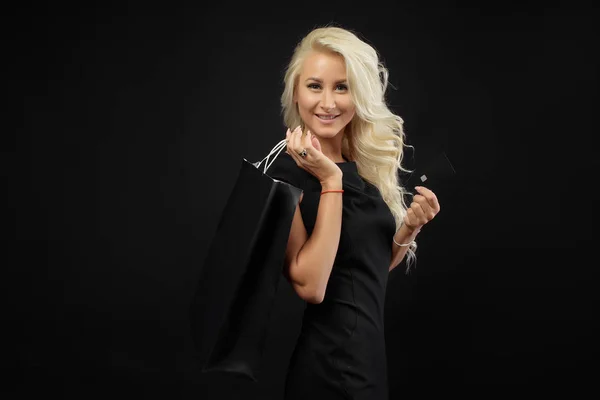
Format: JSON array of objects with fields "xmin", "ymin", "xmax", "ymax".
[
  {"xmin": 307, "ymin": 121, "xmax": 345, "ymax": 136},
  {"xmin": 312, "ymin": 125, "xmax": 345, "ymax": 138}
]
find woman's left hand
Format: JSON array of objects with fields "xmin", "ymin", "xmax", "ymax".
[{"xmin": 403, "ymin": 186, "xmax": 441, "ymax": 232}]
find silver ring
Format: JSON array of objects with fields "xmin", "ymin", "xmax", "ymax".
[{"xmin": 298, "ymin": 148, "xmax": 307, "ymax": 158}]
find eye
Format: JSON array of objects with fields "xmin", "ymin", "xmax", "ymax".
[{"xmin": 307, "ymin": 83, "xmax": 348, "ymax": 91}]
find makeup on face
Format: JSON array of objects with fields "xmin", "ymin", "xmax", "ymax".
[{"xmin": 295, "ymin": 51, "xmax": 355, "ymax": 138}]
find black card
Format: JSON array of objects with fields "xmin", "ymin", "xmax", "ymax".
[{"xmin": 403, "ymin": 150, "xmax": 457, "ymax": 194}]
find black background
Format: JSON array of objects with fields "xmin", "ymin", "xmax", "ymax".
[{"xmin": 5, "ymin": 2, "xmax": 599, "ymax": 398}]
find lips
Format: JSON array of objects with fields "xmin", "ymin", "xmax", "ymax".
[{"xmin": 316, "ymin": 114, "xmax": 339, "ymax": 120}]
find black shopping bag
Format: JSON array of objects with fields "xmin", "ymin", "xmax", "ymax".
[{"xmin": 189, "ymin": 139, "xmax": 302, "ymax": 382}]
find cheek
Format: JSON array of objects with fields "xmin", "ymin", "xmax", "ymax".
[
  {"xmin": 343, "ymin": 104, "xmax": 356, "ymax": 119},
  {"xmin": 338, "ymin": 97, "xmax": 354, "ymax": 113},
  {"xmin": 298, "ymin": 100, "xmax": 320, "ymax": 119},
  {"xmin": 340, "ymin": 109, "xmax": 356, "ymax": 126},
  {"xmin": 298, "ymin": 93, "xmax": 318, "ymax": 108},
  {"xmin": 297, "ymin": 102, "xmax": 312, "ymax": 118},
  {"xmin": 295, "ymin": 95, "xmax": 308, "ymax": 109}
]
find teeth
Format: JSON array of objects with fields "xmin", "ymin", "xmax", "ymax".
[{"xmin": 318, "ymin": 115, "xmax": 337, "ymax": 120}]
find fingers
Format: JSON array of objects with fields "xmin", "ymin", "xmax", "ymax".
[
  {"xmin": 302, "ymin": 128, "xmax": 321, "ymax": 153},
  {"xmin": 403, "ymin": 201, "xmax": 429, "ymax": 231},
  {"xmin": 413, "ymin": 194, "xmax": 436, "ymax": 219},
  {"xmin": 311, "ymin": 132, "xmax": 322, "ymax": 152},
  {"xmin": 287, "ymin": 125, "xmax": 315, "ymax": 164},
  {"xmin": 286, "ymin": 126, "xmax": 302, "ymax": 165},
  {"xmin": 294, "ymin": 126, "xmax": 303, "ymax": 153},
  {"xmin": 403, "ymin": 186, "xmax": 441, "ymax": 231},
  {"xmin": 285, "ymin": 128, "xmax": 296, "ymax": 161},
  {"xmin": 301, "ymin": 128, "xmax": 312, "ymax": 151},
  {"xmin": 403, "ymin": 209, "xmax": 420, "ymax": 231},
  {"xmin": 295, "ymin": 126, "xmax": 309, "ymax": 156},
  {"xmin": 286, "ymin": 126, "xmax": 314, "ymax": 157},
  {"xmin": 415, "ymin": 186, "xmax": 441, "ymax": 213},
  {"xmin": 410, "ymin": 201, "xmax": 427, "ymax": 225}
]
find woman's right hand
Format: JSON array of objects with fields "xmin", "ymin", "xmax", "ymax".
[{"xmin": 285, "ymin": 126, "xmax": 343, "ymax": 188}]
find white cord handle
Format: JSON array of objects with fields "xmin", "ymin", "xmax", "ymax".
[{"xmin": 254, "ymin": 139, "xmax": 288, "ymax": 174}]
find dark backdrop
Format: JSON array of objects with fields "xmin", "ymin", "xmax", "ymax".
[{"xmin": 6, "ymin": 2, "xmax": 599, "ymax": 398}]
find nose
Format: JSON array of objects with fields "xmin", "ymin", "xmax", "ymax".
[{"xmin": 320, "ymin": 91, "xmax": 336, "ymax": 112}]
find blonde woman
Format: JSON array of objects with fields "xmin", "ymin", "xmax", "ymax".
[{"xmin": 268, "ymin": 25, "xmax": 441, "ymax": 399}]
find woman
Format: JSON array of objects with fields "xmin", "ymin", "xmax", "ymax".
[{"xmin": 267, "ymin": 26, "xmax": 441, "ymax": 400}]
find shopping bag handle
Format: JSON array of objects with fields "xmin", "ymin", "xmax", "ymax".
[{"xmin": 254, "ymin": 139, "xmax": 288, "ymax": 174}]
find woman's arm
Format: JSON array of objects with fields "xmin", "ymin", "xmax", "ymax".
[
  {"xmin": 388, "ymin": 185, "xmax": 441, "ymax": 272},
  {"xmin": 283, "ymin": 178, "xmax": 344, "ymax": 304},
  {"xmin": 388, "ymin": 223, "xmax": 420, "ymax": 272}
]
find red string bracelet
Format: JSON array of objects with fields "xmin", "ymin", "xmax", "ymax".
[{"xmin": 321, "ymin": 189, "xmax": 344, "ymax": 195}]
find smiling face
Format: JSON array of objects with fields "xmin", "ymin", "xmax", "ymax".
[{"xmin": 293, "ymin": 50, "xmax": 356, "ymax": 139}]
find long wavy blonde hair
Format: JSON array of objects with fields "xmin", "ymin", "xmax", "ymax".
[{"xmin": 280, "ymin": 25, "xmax": 418, "ymax": 272}]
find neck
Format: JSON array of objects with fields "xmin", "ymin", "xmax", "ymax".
[{"xmin": 318, "ymin": 129, "xmax": 346, "ymax": 163}]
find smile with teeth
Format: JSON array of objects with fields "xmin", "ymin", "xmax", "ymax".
[{"xmin": 316, "ymin": 114, "xmax": 339, "ymax": 120}]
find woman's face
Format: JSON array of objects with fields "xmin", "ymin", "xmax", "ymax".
[{"xmin": 294, "ymin": 50, "xmax": 355, "ymax": 139}]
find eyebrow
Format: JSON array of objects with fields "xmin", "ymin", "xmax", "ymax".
[{"xmin": 305, "ymin": 77, "xmax": 348, "ymax": 84}]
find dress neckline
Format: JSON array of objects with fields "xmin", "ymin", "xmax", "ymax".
[
  {"xmin": 336, "ymin": 160, "xmax": 363, "ymax": 190},
  {"xmin": 276, "ymin": 152, "xmax": 364, "ymax": 190},
  {"xmin": 335, "ymin": 155, "xmax": 355, "ymax": 165}
]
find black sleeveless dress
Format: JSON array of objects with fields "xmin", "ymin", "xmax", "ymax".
[{"xmin": 267, "ymin": 152, "xmax": 397, "ymax": 400}]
